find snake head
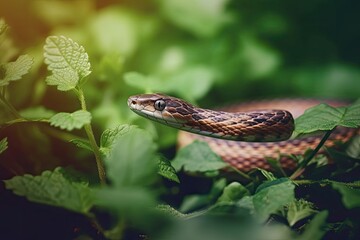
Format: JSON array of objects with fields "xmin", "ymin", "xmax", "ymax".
[{"xmin": 128, "ymin": 93, "xmax": 193, "ymax": 127}]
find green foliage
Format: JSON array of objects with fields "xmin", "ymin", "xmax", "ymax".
[
  {"xmin": 217, "ymin": 182, "xmax": 250, "ymax": 203},
  {"xmin": 19, "ymin": 106, "xmax": 55, "ymax": 120},
  {"xmin": 124, "ymin": 72, "xmax": 163, "ymax": 93},
  {"xmin": 158, "ymin": 157, "xmax": 180, "ymax": 183},
  {"xmin": 283, "ymin": 199, "xmax": 318, "ymax": 227},
  {"xmin": 94, "ymin": 128, "xmax": 159, "ymax": 230},
  {"xmin": 295, "ymin": 100, "xmax": 360, "ymax": 135},
  {"xmin": 1, "ymin": 2, "xmax": 360, "ymax": 239},
  {"xmin": 180, "ymin": 178, "xmax": 227, "ymax": 213},
  {"xmin": 159, "ymin": 0, "xmax": 232, "ymax": 37},
  {"xmin": 0, "ymin": 137, "xmax": 8, "ymax": 154},
  {"xmin": 298, "ymin": 211, "xmax": 328, "ymax": 240},
  {"xmin": 0, "ymin": 55, "xmax": 34, "ymax": 86},
  {"xmin": 252, "ymin": 179, "xmax": 295, "ymax": 220},
  {"xmin": 4, "ymin": 167, "xmax": 93, "ymax": 214},
  {"xmin": 49, "ymin": 110, "xmax": 91, "ymax": 131},
  {"xmin": 99, "ymin": 124, "xmax": 135, "ymax": 156},
  {"xmin": 172, "ymin": 141, "xmax": 228, "ymax": 172},
  {"xmin": 332, "ymin": 182, "xmax": 360, "ymax": 208},
  {"xmin": 103, "ymin": 127, "xmax": 157, "ymax": 187},
  {"xmin": 70, "ymin": 138, "xmax": 92, "ymax": 152},
  {"xmin": 44, "ymin": 36, "xmax": 91, "ymax": 91}
]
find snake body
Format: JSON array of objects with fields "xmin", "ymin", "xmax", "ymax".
[{"xmin": 128, "ymin": 94, "xmax": 356, "ymax": 171}]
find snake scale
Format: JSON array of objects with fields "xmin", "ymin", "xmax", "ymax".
[{"xmin": 128, "ymin": 93, "xmax": 357, "ymax": 171}]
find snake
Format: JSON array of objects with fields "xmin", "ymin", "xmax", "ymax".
[{"xmin": 128, "ymin": 93, "xmax": 357, "ymax": 171}]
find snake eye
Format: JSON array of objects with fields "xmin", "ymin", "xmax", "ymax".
[{"xmin": 154, "ymin": 99, "xmax": 166, "ymax": 111}]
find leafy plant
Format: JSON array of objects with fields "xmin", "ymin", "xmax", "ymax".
[{"xmin": 0, "ymin": 3, "xmax": 360, "ymax": 239}]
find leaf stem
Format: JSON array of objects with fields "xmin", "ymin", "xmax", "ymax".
[
  {"xmin": 0, "ymin": 93, "xmax": 22, "ymax": 118},
  {"xmin": 230, "ymin": 166, "xmax": 253, "ymax": 181},
  {"xmin": 1, "ymin": 118, "xmax": 49, "ymax": 128},
  {"xmin": 290, "ymin": 129, "xmax": 334, "ymax": 180},
  {"xmin": 75, "ymin": 87, "xmax": 106, "ymax": 184},
  {"xmin": 294, "ymin": 179, "xmax": 360, "ymax": 188}
]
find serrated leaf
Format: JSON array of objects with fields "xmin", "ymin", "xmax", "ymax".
[
  {"xmin": 99, "ymin": 124, "xmax": 135, "ymax": 156},
  {"xmin": 332, "ymin": 182, "xmax": 360, "ymax": 208},
  {"xmin": 158, "ymin": 157, "xmax": 180, "ymax": 183},
  {"xmin": 50, "ymin": 110, "xmax": 91, "ymax": 131},
  {"xmin": 0, "ymin": 55, "xmax": 33, "ymax": 86},
  {"xmin": 105, "ymin": 128, "xmax": 158, "ymax": 187},
  {"xmin": 295, "ymin": 100, "xmax": 360, "ymax": 135},
  {"xmin": 253, "ymin": 179, "xmax": 295, "ymax": 220},
  {"xmin": 285, "ymin": 199, "xmax": 317, "ymax": 227},
  {"xmin": 70, "ymin": 138, "xmax": 93, "ymax": 152},
  {"xmin": 4, "ymin": 167, "xmax": 93, "ymax": 214},
  {"xmin": 19, "ymin": 106, "xmax": 55, "ymax": 120},
  {"xmin": 45, "ymin": 70, "xmax": 79, "ymax": 91},
  {"xmin": 217, "ymin": 182, "xmax": 250, "ymax": 203},
  {"xmin": 298, "ymin": 211, "xmax": 328, "ymax": 240},
  {"xmin": 172, "ymin": 141, "xmax": 228, "ymax": 172},
  {"xmin": 0, "ymin": 137, "xmax": 8, "ymax": 155},
  {"xmin": 44, "ymin": 36, "xmax": 91, "ymax": 91}
]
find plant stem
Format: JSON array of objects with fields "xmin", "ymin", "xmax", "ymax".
[
  {"xmin": 0, "ymin": 94, "xmax": 22, "ymax": 118},
  {"xmin": 294, "ymin": 179, "xmax": 360, "ymax": 188},
  {"xmin": 290, "ymin": 129, "xmax": 334, "ymax": 180},
  {"xmin": 230, "ymin": 166, "xmax": 253, "ymax": 181},
  {"xmin": 75, "ymin": 88, "xmax": 106, "ymax": 184},
  {"xmin": 1, "ymin": 118, "xmax": 49, "ymax": 128}
]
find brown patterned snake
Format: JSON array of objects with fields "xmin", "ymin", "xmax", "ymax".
[{"xmin": 128, "ymin": 93, "xmax": 356, "ymax": 171}]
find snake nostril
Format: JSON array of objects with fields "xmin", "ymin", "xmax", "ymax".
[{"xmin": 131, "ymin": 100, "xmax": 136, "ymax": 105}]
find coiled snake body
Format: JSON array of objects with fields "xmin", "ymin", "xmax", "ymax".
[{"xmin": 128, "ymin": 93, "xmax": 356, "ymax": 171}]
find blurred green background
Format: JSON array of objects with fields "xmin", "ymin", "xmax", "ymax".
[{"xmin": 0, "ymin": 0, "xmax": 359, "ymax": 177}]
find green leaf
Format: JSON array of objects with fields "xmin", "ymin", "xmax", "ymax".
[
  {"xmin": 50, "ymin": 110, "xmax": 91, "ymax": 131},
  {"xmin": 298, "ymin": 211, "xmax": 328, "ymax": 240},
  {"xmin": 160, "ymin": 0, "xmax": 232, "ymax": 37},
  {"xmin": 172, "ymin": 141, "xmax": 228, "ymax": 172},
  {"xmin": 217, "ymin": 182, "xmax": 250, "ymax": 203},
  {"xmin": 158, "ymin": 157, "xmax": 180, "ymax": 183},
  {"xmin": 285, "ymin": 199, "xmax": 317, "ymax": 227},
  {"xmin": 99, "ymin": 124, "xmax": 135, "ymax": 156},
  {"xmin": 19, "ymin": 106, "xmax": 55, "ymax": 120},
  {"xmin": 94, "ymin": 128, "xmax": 159, "ymax": 226},
  {"xmin": 180, "ymin": 178, "xmax": 226, "ymax": 212},
  {"xmin": 94, "ymin": 187, "xmax": 156, "ymax": 217},
  {"xmin": 332, "ymin": 182, "xmax": 360, "ymax": 208},
  {"xmin": 294, "ymin": 100, "xmax": 360, "ymax": 135},
  {"xmin": 257, "ymin": 168, "xmax": 277, "ymax": 181},
  {"xmin": 70, "ymin": 138, "xmax": 93, "ymax": 152},
  {"xmin": 253, "ymin": 179, "xmax": 295, "ymax": 220},
  {"xmin": 156, "ymin": 204, "xmax": 189, "ymax": 219},
  {"xmin": 4, "ymin": 167, "xmax": 93, "ymax": 214},
  {"xmin": 346, "ymin": 135, "xmax": 360, "ymax": 159},
  {"xmin": 0, "ymin": 55, "xmax": 33, "ymax": 86},
  {"xmin": 105, "ymin": 127, "xmax": 158, "ymax": 187},
  {"xmin": 0, "ymin": 137, "xmax": 8, "ymax": 155},
  {"xmin": 166, "ymin": 66, "xmax": 216, "ymax": 101},
  {"xmin": 123, "ymin": 72, "xmax": 163, "ymax": 93},
  {"xmin": 43, "ymin": 36, "xmax": 91, "ymax": 91}
]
